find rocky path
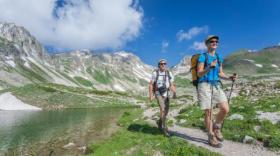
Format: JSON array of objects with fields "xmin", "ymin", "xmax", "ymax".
[{"xmin": 143, "ymin": 107, "xmax": 279, "ymax": 156}]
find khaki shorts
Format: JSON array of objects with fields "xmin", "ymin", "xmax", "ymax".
[{"xmin": 197, "ymin": 82, "xmax": 227, "ymax": 110}]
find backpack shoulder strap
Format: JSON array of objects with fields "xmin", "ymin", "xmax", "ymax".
[
  {"xmin": 164, "ymin": 70, "xmax": 167, "ymax": 83},
  {"xmin": 203, "ymin": 52, "xmax": 221, "ymax": 67},
  {"xmin": 166, "ymin": 70, "xmax": 171, "ymax": 79},
  {"xmin": 215, "ymin": 53, "xmax": 221, "ymax": 66},
  {"xmin": 153, "ymin": 69, "xmax": 159, "ymax": 93},
  {"xmin": 155, "ymin": 69, "xmax": 159, "ymax": 83},
  {"xmin": 203, "ymin": 52, "xmax": 208, "ymax": 69},
  {"xmin": 165, "ymin": 70, "xmax": 172, "ymax": 89}
]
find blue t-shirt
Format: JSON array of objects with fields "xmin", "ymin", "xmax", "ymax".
[{"xmin": 197, "ymin": 52, "xmax": 224, "ymax": 83}]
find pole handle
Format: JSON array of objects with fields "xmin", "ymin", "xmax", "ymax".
[{"xmin": 231, "ymin": 73, "xmax": 237, "ymax": 82}]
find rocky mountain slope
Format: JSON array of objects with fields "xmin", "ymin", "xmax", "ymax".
[
  {"xmin": 1, "ymin": 22, "xmax": 279, "ymax": 93},
  {"xmin": 172, "ymin": 46, "xmax": 280, "ymax": 77},
  {"xmin": 172, "ymin": 55, "xmax": 191, "ymax": 76},
  {"xmin": 0, "ymin": 22, "xmax": 153, "ymax": 93},
  {"xmin": 223, "ymin": 47, "xmax": 280, "ymax": 75}
]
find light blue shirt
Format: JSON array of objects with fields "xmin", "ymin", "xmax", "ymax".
[{"xmin": 198, "ymin": 52, "xmax": 224, "ymax": 83}]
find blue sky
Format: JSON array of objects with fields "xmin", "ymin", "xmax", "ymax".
[
  {"xmin": 1, "ymin": 0, "xmax": 279, "ymax": 66},
  {"xmin": 122, "ymin": 0, "xmax": 280, "ymax": 66}
]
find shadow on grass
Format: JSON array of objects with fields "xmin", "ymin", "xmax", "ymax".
[
  {"xmin": 127, "ymin": 123, "xmax": 162, "ymax": 135},
  {"xmin": 127, "ymin": 123, "xmax": 208, "ymax": 145},
  {"xmin": 169, "ymin": 130, "xmax": 209, "ymax": 145}
]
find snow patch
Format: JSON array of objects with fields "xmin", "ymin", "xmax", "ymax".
[
  {"xmin": 114, "ymin": 51, "xmax": 131, "ymax": 58},
  {"xmin": 136, "ymin": 63, "xmax": 144, "ymax": 69},
  {"xmin": 71, "ymin": 51, "xmax": 81, "ymax": 57},
  {"xmin": 101, "ymin": 62, "xmax": 114, "ymax": 67},
  {"xmin": 84, "ymin": 55, "xmax": 91, "ymax": 59},
  {"xmin": 113, "ymin": 84, "xmax": 126, "ymax": 92},
  {"xmin": 5, "ymin": 56, "xmax": 13, "ymax": 60},
  {"xmin": 243, "ymin": 59, "xmax": 255, "ymax": 63},
  {"xmin": 21, "ymin": 56, "xmax": 27, "ymax": 61},
  {"xmin": 44, "ymin": 62, "xmax": 52, "ymax": 67},
  {"xmin": 255, "ymin": 64, "xmax": 263, "ymax": 68},
  {"xmin": 132, "ymin": 68, "xmax": 150, "ymax": 82},
  {"xmin": 27, "ymin": 57, "xmax": 74, "ymax": 86},
  {"xmin": 5, "ymin": 56, "xmax": 16, "ymax": 67},
  {"xmin": 24, "ymin": 61, "xmax": 30, "ymax": 68},
  {"xmin": 5, "ymin": 60, "xmax": 16, "ymax": 67},
  {"xmin": 0, "ymin": 92, "xmax": 42, "ymax": 110}
]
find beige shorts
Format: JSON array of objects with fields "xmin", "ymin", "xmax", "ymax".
[
  {"xmin": 197, "ymin": 82, "xmax": 227, "ymax": 110},
  {"xmin": 156, "ymin": 95, "xmax": 169, "ymax": 114}
]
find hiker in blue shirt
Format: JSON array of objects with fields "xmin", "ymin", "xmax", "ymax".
[
  {"xmin": 197, "ymin": 35, "xmax": 237, "ymax": 148},
  {"xmin": 198, "ymin": 52, "xmax": 223, "ymax": 84}
]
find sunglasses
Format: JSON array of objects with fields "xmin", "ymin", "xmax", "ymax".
[
  {"xmin": 160, "ymin": 63, "xmax": 166, "ymax": 65},
  {"xmin": 209, "ymin": 40, "xmax": 219, "ymax": 43}
]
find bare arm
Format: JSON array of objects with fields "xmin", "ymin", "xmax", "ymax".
[
  {"xmin": 197, "ymin": 62, "xmax": 212, "ymax": 77},
  {"xmin": 219, "ymin": 64, "xmax": 238, "ymax": 81},
  {"xmin": 148, "ymin": 80, "xmax": 154, "ymax": 101},
  {"xmin": 170, "ymin": 82, "xmax": 177, "ymax": 99},
  {"xmin": 170, "ymin": 83, "xmax": 176, "ymax": 93},
  {"xmin": 219, "ymin": 64, "xmax": 230, "ymax": 80}
]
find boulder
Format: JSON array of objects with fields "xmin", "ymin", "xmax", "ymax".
[
  {"xmin": 243, "ymin": 135, "xmax": 257, "ymax": 144},
  {"xmin": 254, "ymin": 126, "xmax": 261, "ymax": 132},
  {"xmin": 179, "ymin": 119, "xmax": 186, "ymax": 124},
  {"xmin": 257, "ymin": 112, "xmax": 280, "ymax": 124},
  {"xmin": 228, "ymin": 114, "xmax": 244, "ymax": 120},
  {"xmin": 63, "ymin": 142, "xmax": 76, "ymax": 149}
]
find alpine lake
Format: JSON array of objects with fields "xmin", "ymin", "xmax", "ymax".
[{"xmin": 0, "ymin": 108, "xmax": 129, "ymax": 155}]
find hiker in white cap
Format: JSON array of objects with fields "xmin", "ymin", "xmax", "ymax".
[{"xmin": 149, "ymin": 59, "xmax": 176, "ymax": 137}]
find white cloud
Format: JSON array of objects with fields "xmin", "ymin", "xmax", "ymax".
[
  {"xmin": 278, "ymin": 42, "xmax": 280, "ymax": 46},
  {"xmin": 161, "ymin": 40, "xmax": 169, "ymax": 52},
  {"xmin": 177, "ymin": 26, "xmax": 208, "ymax": 41},
  {"xmin": 189, "ymin": 41, "xmax": 207, "ymax": 51},
  {"xmin": 0, "ymin": 0, "xmax": 143, "ymax": 50}
]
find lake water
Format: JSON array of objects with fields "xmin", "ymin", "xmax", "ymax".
[{"xmin": 0, "ymin": 108, "xmax": 127, "ymax": 155}]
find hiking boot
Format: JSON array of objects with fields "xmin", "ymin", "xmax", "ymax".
[
  {"xmin": 163, "ymin": 128, "xmax": 170, "ymax": 137},
  {"xmin": 162, "ymin": 122, "xmax": 170, "ymax": 137},
  {"xmin": 208, "ymin": 133, "xmax": 222, "ymax": 148},
  {"xmin": 156, "ymin": 119, "xmax": 162, "ymax": 131},
  {"xmin": 213, "ymin": 123, "xmax": 224, "ymax": 142}
]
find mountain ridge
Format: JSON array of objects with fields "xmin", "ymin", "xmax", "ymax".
[
  {"xmin": 1, "ymin": 22, "xmax": 280, "ymax": 92},
  {"xmin": 0, "ymin": 22, "xmax": 154, "ymax": 93}
]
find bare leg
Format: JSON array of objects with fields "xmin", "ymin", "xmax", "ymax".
[
  {"xmin": 206, "ymin": 108, "xmax": 222, "ymax": 147},
  {"xmin": 216, "ymin": 102, "xmax": 229, "ymax": 124},
  {"xmin": 156, "ymin": 95, "xmax": 165, "ymax": 130},
  {"xmin": 161, "ymin": 109, "xmax": 166, "ymax": 128},
  {"xmin": 213, "ymin": 101, "xmax": 229, "ymax": 142},
  {"xmin": 163, "ymin": 97, "xmax": 169, "ymax": 129},
  {"xmin": 205, "ymin": 109, "xmax": 213, "ymax": 134},
  {"xmin": 156, "ymin": 104, "xmax": 164, "ymax": 130}
]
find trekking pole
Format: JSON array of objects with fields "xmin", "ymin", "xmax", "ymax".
[
  {"xmin": 227, "ymin": 73, "xmax": 237, "ymax": 104},
  {"xmin": 221, "ymin": 73, "xmax": 237, "ymax": 132},
  {"xmin": 210, "ymin": 65, "xmax": 215, "ymax": 134},
  {"xmin": 210, "ymin": 82, "xmax": 214, "ymax": 133}
]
